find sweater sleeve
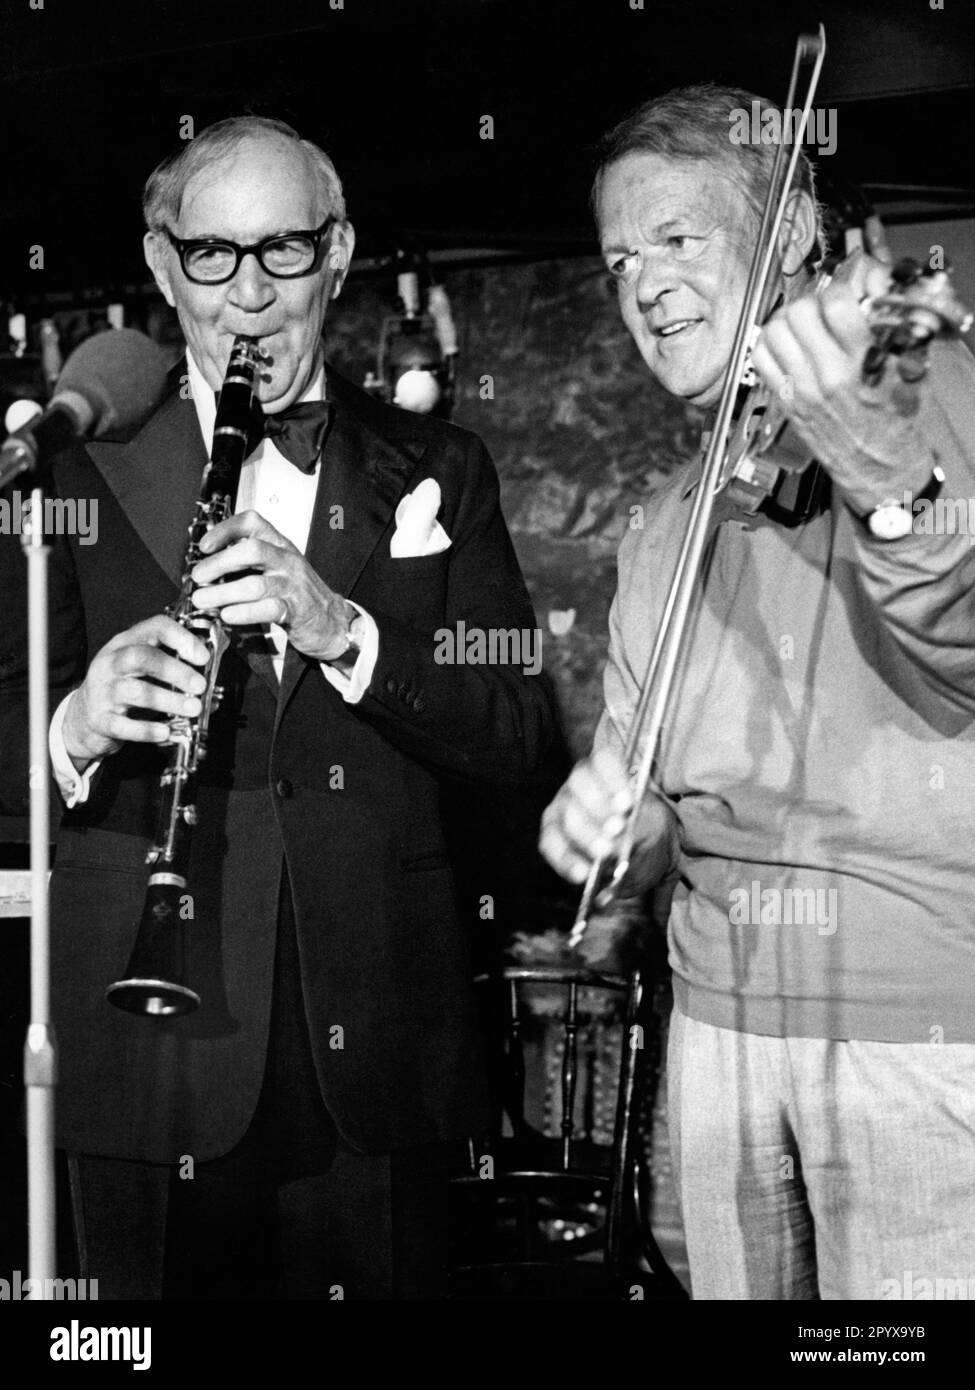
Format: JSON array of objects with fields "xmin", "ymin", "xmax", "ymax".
[{"xmin": 843, "ymin": 340, "xmax": 975, "ymax": 715}]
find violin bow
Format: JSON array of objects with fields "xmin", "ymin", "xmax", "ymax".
[{"xmin": 570, "ymin": 26, "xmax": 828, "ymax": 946}]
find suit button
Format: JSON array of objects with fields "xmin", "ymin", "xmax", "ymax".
[
  {"xmin": 413, "ymin": 698, "xmax": 425, "ymax": 713},
  {"xmin": 386, "ymin": 678, "xmax": 396, "ymax": 694},
  {"xmin": 276, "ymin": 779, "xmax": 294, "ymax": 799}
]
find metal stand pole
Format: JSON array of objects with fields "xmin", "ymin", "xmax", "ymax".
[{"xmin": 22, "ymin": 485, "xmax": 57, "ymax": 1296}]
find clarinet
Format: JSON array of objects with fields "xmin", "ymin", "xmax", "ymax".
[{"xmin": 106, "ymin": 335, "xmax": 263, "ymax": 1017}]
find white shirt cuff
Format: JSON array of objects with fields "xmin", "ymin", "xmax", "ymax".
[
  {"xmin": 318, "ymin": 604, "xmax": 379, "ymax": 704},
  {"xmin": 49, "ymin": 692, "xmax": 102, "ymax": 808}
]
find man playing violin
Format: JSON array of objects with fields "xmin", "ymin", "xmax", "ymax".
[{"xmin": 541, "ymin": 84, "xmax": 975, "ymax": 1300}]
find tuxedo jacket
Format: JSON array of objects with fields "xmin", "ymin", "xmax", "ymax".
[{"xmin": 0, "ymin": 360, "xmax": 555, "ymax": 1162}]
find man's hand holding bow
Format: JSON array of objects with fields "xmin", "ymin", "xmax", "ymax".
[{"xmin": 192, "ymin": 510, "xmax": 353, "ymax": 661}]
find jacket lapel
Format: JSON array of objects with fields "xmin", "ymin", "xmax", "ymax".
[
  {"xmin": 275, "ymin": 368, "xmax": 432, "ymax": 720},
  {"xmin": 88, "ymin": 366, "xmax": 206, "ymax": 591}
]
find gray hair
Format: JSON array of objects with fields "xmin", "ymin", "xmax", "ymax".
[
  {"xmin": 143, "ymin": 115, "xmax": 348, "ymax": 233},
  {"xmin": 591, "ymin": 84, "xmax": 824, "ymax": 267}
]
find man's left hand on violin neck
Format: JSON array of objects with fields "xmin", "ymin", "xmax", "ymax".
[{"xmin": 750, "ymin": 251, "xmax": 937, "ymax": 516}]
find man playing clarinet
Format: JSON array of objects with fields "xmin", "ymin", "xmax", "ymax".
[{"xmin": 0, "ymin": 115, "xmax": 556, "ymax": 1299}]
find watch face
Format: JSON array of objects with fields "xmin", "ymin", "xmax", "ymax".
[{"xmin": 868, "ymin": 505, "xmax": 914, "ymax": 541}]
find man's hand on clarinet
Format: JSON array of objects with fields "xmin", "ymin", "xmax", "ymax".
[
  {"xmin": 61, "ymin": 616, "xmax": 209, "ymax": 770},
  {"xmin": 192, "ymin": 510, "xmax": 352, "ymax": 661},
  {"xmin": 539, "ymin": 745, "xmax": 675, "ymax": 893}
]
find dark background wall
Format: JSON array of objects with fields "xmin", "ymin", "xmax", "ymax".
[
  {"xmin": 330, "ymin": 257, "xmax": 704, "ymax": 760},
  {"xmin": 2, "ymin": 0, "xmax": 973, "ymax": 288}
]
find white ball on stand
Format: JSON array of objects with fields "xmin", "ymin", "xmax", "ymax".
[
  {"xmin": 4, "ymin": 398, "xmax": 43, "ymax": 434},
  {"xmin": 393, "ymin": 368, "xmax": 441, "ymax": 414}
]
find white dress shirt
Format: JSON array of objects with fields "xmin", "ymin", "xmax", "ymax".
[{"xmin": 50, "ymin": 349, "xmax": 378, "ymax": 808}]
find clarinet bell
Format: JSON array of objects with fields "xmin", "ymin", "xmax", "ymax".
[{"xmin": 106, "ymin": 878, "xmax": 201, "ymax": 1017}]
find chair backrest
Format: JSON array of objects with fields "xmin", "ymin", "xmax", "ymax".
[{"xmin": 473, "ymin": 964, "xmax": 645, "ymax": 1269}]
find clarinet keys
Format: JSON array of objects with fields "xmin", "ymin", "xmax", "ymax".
[{"xmin": 107, "ymin": 333, "xmax": 261, "ymax": 1017}]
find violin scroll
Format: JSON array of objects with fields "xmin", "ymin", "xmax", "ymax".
[{"xmin": 862, "ymin": 257, "xmax": 972, "ymax": 386}]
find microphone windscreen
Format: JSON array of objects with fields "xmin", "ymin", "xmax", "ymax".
[{"xmin": 55, "ymin": 328, "xmax": 171, "ymax": 437}]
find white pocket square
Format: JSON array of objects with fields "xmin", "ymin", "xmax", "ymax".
[{"xmin": 390, "ymin": 477, "xmax": 451, "ymax": 557}]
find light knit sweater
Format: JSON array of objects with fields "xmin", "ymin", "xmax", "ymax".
[{"xmin": 596, "ymin": 340, "xmax": 975, "ymax": 1042}]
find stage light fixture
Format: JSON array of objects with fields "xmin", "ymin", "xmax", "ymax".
[{"xmin": 364, "ymin": 254, "xmax": 458, "ymax": 419}]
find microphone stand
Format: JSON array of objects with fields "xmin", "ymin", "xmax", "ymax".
[
  {"xmin": 19, "ymin": 474, "xmax": 57, "ymax": 1298},
  {"xmin": 1, "ymin": 331, "xmax": 170, "ymax": 1297}
]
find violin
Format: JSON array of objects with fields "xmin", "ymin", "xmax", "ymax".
[{"xmin": 719, "ymin": 256, "xmax": 973, "ymax": 528}]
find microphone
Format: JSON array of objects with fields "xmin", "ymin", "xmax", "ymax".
[
  {"xmin": 39, "ymin": 318, "xmax": 63, "ymax": 389},
  {"xmin": 427, "ymin": 285, "xmax": 458, "ymax": 359},
  {"xmin": 0, "ymin": 328, "xmax": 170, "ymax": 492},
  {"xmin": 397, "ymin": 270, "xmax": 421, "ymax": 318}
]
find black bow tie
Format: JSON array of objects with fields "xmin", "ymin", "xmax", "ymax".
[{"xmin": 252, "ymin": 400, "xmax": 333, "ymax": 473}]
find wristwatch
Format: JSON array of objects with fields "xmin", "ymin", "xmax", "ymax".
[
  {"xmin": 863, "ymin": 466, "xmax": 945, "ymax": 541},
  {"xmin": 325, "ymin": 603, "xmax": 365, "ymax": 673}
]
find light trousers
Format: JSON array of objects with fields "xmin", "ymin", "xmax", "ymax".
[{"xmin": 667, "ymin": 1003, "xmax": 975, "ymax": 1300}]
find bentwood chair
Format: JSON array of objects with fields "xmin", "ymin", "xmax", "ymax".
[{"xmin": 445, "ymin": 965, "xmax": 687, "ymax": 1300}]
